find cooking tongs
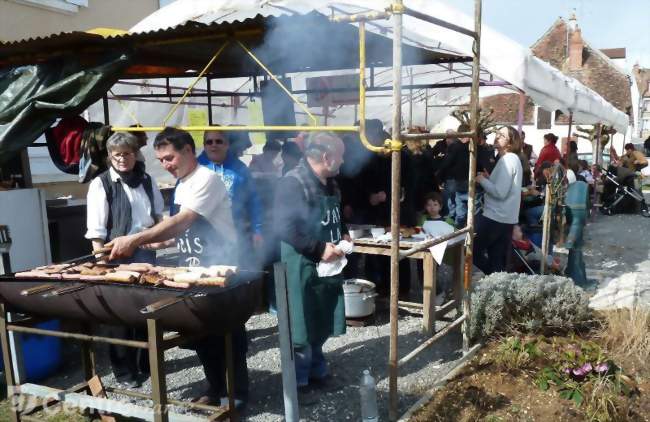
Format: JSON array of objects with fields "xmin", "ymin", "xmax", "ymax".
[{"xmin": 20, "ymin": 249, "xmax": 112, "ymax": 297}]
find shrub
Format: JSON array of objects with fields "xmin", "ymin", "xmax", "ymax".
[{"xmin": 469, "ymin": 272, "xmax": 592, "ymax": 341}]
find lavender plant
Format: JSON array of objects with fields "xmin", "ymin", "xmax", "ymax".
[{"xmin": 469, "ymin": 272, "xmax": 592, "ymax": 341}]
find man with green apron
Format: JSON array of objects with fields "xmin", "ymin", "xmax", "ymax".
[{"xmin": 275, "ymin": 131, "xmax": 349, "ymax": 390}]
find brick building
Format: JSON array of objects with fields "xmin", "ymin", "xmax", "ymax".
[
  {"xmin": 480, "ymin": 14, "xmax": 632, "ymax": 155},
  {"xmin": 633, "ymin": 65, "xmax": 650, "ymax": 139}
]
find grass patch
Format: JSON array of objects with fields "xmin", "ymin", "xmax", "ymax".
[{"xmin": 597, "ymin": 308, "xmax": 650, "ymax": 378}]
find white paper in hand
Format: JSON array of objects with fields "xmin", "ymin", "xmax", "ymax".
[
  {"xmin": 316, "ymin": 240, "xmax": 354, "ymax": 277},
  {"xmin": 422, "ymin": 221, "xmax": 459, "ymax": 265}
]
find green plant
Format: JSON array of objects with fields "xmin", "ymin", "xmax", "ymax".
[
  {"xmin": 535, "ymin": 339, "xmax": 636, "ymax": 420},
  {"xmin": 470, "ymin": 273, "xmax": 592, "ymax": 341},
  {"xmin": 495, "ymin": 336, "xmax": 542, "ymax": 370}
]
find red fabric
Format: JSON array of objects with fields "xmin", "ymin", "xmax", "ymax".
[
  {"xmin": 512, "ymin": 238, "xmax": 533, "ymax": 252},
  {"xmin": 534, "ymin": 144, "xmax": 562, "ymax": 171},
  {"xmin": 50, "ymin": 116, "xmax": 87, "ymax": 166}
]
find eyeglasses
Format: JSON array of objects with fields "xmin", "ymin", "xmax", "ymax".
[
  {"xmin": 204, "ymin": 138, "xmax": 226, "ymax": 146},
  {"xmin": 110, "ymin": 152, "xmax": 135, "ymax": 160}
]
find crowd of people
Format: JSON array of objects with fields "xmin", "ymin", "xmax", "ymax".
[{"xmin": 82, "ymin": 121, "xmax": 648, "ymax": 409}]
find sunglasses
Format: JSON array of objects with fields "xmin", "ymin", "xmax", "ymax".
[{"xmin": 205, "ymin": 138, "xmax": 226, "ymax": 146}]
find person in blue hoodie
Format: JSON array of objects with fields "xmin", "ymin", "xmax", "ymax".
[{"xmin": 198, "ymin": 129, "xmax": 264, "ymax": 262}]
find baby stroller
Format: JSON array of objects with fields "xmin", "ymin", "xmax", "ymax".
[{"xmin": 599, "ymin": 165, "xmax": 650, "ymax": 218}]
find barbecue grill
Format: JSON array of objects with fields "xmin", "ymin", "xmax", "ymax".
[
  {"xmin": 0, "ymin": 272, "xmax": 262, "ymax": 334},
  {"xmin": 0, "ymin": 262, "xmax": 264, "ymax": 422}
]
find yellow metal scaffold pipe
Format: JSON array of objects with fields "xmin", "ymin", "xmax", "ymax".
[
  {"xmin": 236, "ymin": 40, "xmax": 318, "ymax": 126},
  {"xmin": 113, "ymin": 125, "xmax": 359, "ymax": 133},
  {"xmin": 161, "ymin": 41, "xmax": 230, "ymax": 126}
]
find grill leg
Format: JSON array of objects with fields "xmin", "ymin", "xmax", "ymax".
[
  {"xmin": 147, "ymin": 319, "xmax": 168, "ymax": 422},
  {"xmin": 0, "ymin": 304, "xmax": 21, "ymax": 422},
  {"xmin": 225, "ymin": 332, "xmax": 238, "ymax": 422},
  {"xmin": 80, "ymin": 323, "xmax": 96, "ymax": 382}
]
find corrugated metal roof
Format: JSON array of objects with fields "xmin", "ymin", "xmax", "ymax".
[{"xmin": 0, "ymin": 13, "xmax": 467, "ymax": 78}]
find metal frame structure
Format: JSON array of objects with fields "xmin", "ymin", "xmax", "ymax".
[
  {"xmin": 0, "ymin": 303, "xmax": 238, "ymax": 422},
  {"xmin": 110, "ymin": 2, "xmax": 485, "ymax": 420},
  {"xmin": 5, "ymin": 2, "xmax": 486, "ymax": 421}
]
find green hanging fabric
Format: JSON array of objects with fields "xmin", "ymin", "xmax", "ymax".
[{"xmin": 0, "ymin": 52, "xmax": 131, "ymax": 163}]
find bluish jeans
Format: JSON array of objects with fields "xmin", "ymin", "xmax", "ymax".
[
  {"xmin": 444, "ymin": 179, "xmax": 468, "ymax": 227},
  {"xmin": 295, "ymin": 342, "xmax": 328, "ymax": 387}
]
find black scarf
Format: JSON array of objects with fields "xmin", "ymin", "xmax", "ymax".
[{"xmin": 113, "ymin": 161, "xmax": 146, "ymax": 188}]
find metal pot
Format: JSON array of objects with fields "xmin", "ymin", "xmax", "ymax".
[
  {"xmin": 346, "ymin": 224, "xmax": 373, "ymax": 240},
  {"xmin": 343, "ymin": 279, "xmax": 377, "ymax": 318}
]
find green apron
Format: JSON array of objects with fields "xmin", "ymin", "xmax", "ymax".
[{"xmin": 281, "ymin": 194, "xmax": 346, "ymax": 348}]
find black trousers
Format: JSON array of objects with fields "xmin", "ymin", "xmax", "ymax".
[
  {"xmin": 193, "ymin": 325, "xmax": 249, "ymax": 401},
  {"xmin": 108, "ymin": 326, "xmax": 149, "ymax": 379},
  {"xmin": 473, "ymin": 214, "xmax": 513, "ymax": 275}
]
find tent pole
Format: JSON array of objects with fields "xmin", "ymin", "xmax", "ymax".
[
  {"xmin": 207, "ymin": 77, "xmax": 213, "ymax": 125},
  {"xmin": 462, "ymin": 0, "xmax": 482, "ymax": 354},
  {"xmin": 388, "ymin": 1, "xmax": 404, "ymax": 420},
  {"xmin": 516, "ymin": 90, "xmax": 525, "ymax": 135},
  {"xmin": 424, "ymin": 89, "xmax": 429, "ymax": 128},
  {"xmin": 566, "ymin": 112, "xmax": 573, "ymax": 157},
  {"xmin": 102, "ymin": 94, "xmax": 110, "ymax": 125}
]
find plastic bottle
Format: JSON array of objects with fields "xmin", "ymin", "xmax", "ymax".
[{"xmin": 359, "ymin": 369, "xmax": 378, "ymax": 422}]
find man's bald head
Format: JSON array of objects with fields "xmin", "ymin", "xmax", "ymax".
[{"xmin": 304, "ymin": 131, "xmax": 345, "ymax": 177}]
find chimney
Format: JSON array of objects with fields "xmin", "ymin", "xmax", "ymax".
[{"xmin": 568, "ymin": 15, "xmax": 583, "ymax": 71}]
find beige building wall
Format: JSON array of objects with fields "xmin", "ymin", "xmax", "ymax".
[{"xmin": 0, "ymin": 0, "xmax": 159, "ymax": 42}]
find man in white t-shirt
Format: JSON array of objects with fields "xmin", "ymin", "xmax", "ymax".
[
  {"xmin": 107, "ymin": 128, "xmax": 236, "ymax": 265},
  {"xmin": 107, "ymin": 127, "xmax": 248, "ymax": 407}
]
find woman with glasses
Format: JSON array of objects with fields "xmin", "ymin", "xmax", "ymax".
[
  {"xmin": 473, "ymin": 126, "xmax": 523, "ymax": 274},
  {"xmin": 85, "ymin": 132, "xmax": 163, "ymax": 387}
]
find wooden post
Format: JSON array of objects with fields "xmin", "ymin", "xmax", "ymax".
[
  {"xmin": 540, "ymin": 184, "xmax": 552, "ymax": 274},
  {"xmin": 422, "ymin": 253, "xmax": 436, "ymax": 334},
  {"xmin": 0, "ymin": 304, "xmax": 20, "ymax": 422},
  {"xmin": 388, "ymin": 2, "xmax": 403, "ymax": 419},
  {"xmin": 462, "ymin": 0, "xmax": 482, "ymax": 354},
  {"xmin": 147, "ymin": 319, "xmax": 168, "ymax": 422}
]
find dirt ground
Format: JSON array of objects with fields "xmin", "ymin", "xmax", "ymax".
[
  {"xmin": 410, "ymin": 342, "xmax": 650, "ymax": 422},
  {"xmin": 409, "ymin": 195, "xmax": 650, "ymax": 422}
]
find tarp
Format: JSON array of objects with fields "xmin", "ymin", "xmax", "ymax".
[
  {"xmin": 0, "ymin": 53, "xmax": 130, "ymax": 162},
  {"xmin": 132, "ymin": 0, "xmax": 629, "ymax": 133}
]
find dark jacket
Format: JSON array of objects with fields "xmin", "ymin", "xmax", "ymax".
[
  {"xmin": 359, "ymin": 151, "xmax": 416, "ymax": 227},
  {"xmin": 437, "ymin": 140, "xmax": 470, "ymax": 183},
  {"xmin": 477, "ymin": 143, "xmax": 496, "ymax": 174},
  {"xmin": 275, "ymin": 159, "xmax": 346, "ymax": 262}
]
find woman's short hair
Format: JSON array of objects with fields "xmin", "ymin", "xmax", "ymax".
[
  {"xmin": 624, "ymin": 143, "xmax": 635, "ymax": 151},
  {"xmin": 106, "ymin": 132, "xmax": 141, "ymax": 153},
  {"xmin": 544, "ymin": 133, "xmax": 558, "ymax": 144},
  {"xmin": 154, "ymin": 127, "xmax": 196, "ymax": 154},
  {"xmin": 501, "ymin": 126, "xmax": 522, "ymax": 154}
]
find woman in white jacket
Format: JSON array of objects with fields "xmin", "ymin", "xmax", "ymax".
[{"xmin": 474, "ymin": 126, "xmax": 523, "ymax": 274}]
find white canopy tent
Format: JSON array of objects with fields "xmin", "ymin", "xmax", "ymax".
[{"xmin": 131, "ymin": 0, "xmax": 629, "ymax": 133}]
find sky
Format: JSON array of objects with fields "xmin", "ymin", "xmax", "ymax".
[{"xmin": 454, "ymin": 0, "xmax": 650, "ymax": 70}]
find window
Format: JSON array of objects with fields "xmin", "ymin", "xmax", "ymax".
[
  {"xmin": 537, "ymin": 107, "xmax": 552, "ymax": 129},
  {"xmin": 9, "ymin": 0, "xmax": 88, "ymax": 14}
]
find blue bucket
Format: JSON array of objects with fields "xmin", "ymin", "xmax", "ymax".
[{"xmin": 0, "ymin": 320, "xmax": 62, "ymax": 382}]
